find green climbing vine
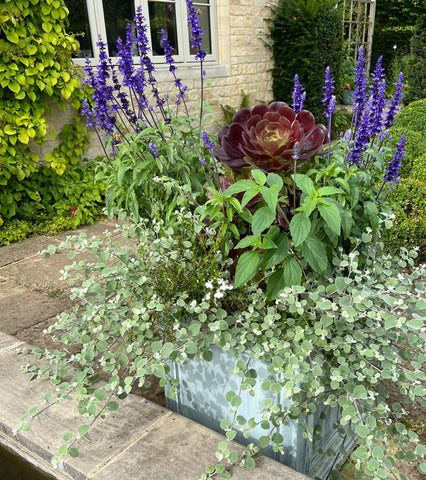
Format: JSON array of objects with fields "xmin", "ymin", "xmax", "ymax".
[{"xmin": 0, "ymin": 0, "xmax": 97, "ymax": 227}]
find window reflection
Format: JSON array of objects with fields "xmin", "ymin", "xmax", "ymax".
[
  {"xmin": 64, "ymin": 0, "xmax": 93, "ymax": 58},
  {"xmin": 189, "ymin": 5, "xmax": 211, "ymax": 55},
  {"xmin": 102, "ymin": 0, "xmax": 135, "ymax": 56},
  {"xmin": 148, "ymin": 1, "xmax": 178, "ymax": 56}
]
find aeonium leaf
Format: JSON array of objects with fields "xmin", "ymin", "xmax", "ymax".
[{"xmin": 234, "ymin": 250, "xmax": 260, "ymax": 288}]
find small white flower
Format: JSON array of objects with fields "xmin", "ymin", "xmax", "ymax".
[
  {"xmin": 205, "ymin": 281, "xmax": 213, "ymax": 289},
  {"xmin": 214, "ymin": 291, "xmax": 224, "ymax": 299}
]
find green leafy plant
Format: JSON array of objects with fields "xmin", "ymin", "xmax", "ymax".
[
  {"xmin": 95, "ymin": 114, "xmax": 213, "ymax": 225},
  {"xmin": 220, "ymin": 90, "xmax": 252, "ymax": 126},
  {"xmin": 384, "ymin": 176, "xmax": 426, "ymax": 260},
  {"xmin": 0, "ymin": 161, "xmax": 105, "ymax": 246},
  {"xmin": 17, "ymin": 218, "xmax": 426, "ymax": 479},
  {"xmin": 0, "ymin": 0, "xmax": 88, "ymax": 225}
]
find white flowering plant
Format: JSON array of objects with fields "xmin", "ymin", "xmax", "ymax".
[{"xmin": 17, "ymin": 206, "xmax": 426, "ymax": 479}]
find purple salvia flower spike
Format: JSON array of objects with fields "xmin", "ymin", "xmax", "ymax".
[
  {"xmin": 185, "ymin": 0, "xmax": 206, "ymax": 124},
  {"xmin": 201, "ymin": 130, "xmax": 214, "ymax": 150},
  {"xmin": 322, "ymin": 66, "xmax": 336, "ymax": 117},
  {"xmin": 368, "ymin": 78, "xmax": 387, "ymax": 141},
  {"xmin": 186, "ymin": 0, "xmax": 206, "ymax": 61},
  {"xmin": 149, "ymin": 143, "xmax": 160, "ymax": 158},
  {"xmin": 292, "ymin": 74, "xmax": 305, "ymax": 113},
  {"xmin": 384, "ymin": 134, "xmax": 405, "ymax": 183},
  {"xmin": 352, "ymin": 46, "xmax": 367, "ymax": 129},
  {"xmin": 347, "ymin": 95, "xmax": 373, "ymax": 167},
  {"xmin": 384, "ymin": 72, "xmax": 404, "ymax": 130},
  {"xmin": 322, "ymin": 67, "xmax": 335, "ymax": 163}
]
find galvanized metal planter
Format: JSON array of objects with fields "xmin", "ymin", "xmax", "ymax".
[{"xmin": 166, "ymin": 345, "xmax": 354, "ymax": 480}]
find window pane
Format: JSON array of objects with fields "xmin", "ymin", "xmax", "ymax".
[
  {"xmin": 148, "ymin": 2, "xmax": 178, "ymax": 56},
  {"xmin": 64, "ymin": 0, "xmax": 93, "ymax": 57},
  {"xmin": 189, "ymin": 5, "xmax": 211, "ymax": 55},
  {"xmin": 102, "ymin": 0, "xmax": 135, "ymax": 56}
]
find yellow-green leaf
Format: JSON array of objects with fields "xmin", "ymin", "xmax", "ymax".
[
  {"xmin": 42, "ymin": 22, "xmax": 52, "ymax": 33},
  {"xmin": 6, "ymin": 31, "xmax": 19, "ymax": 44},
  {"xmin": 8, "ymin": 82, "xmax": 20, "ymax": 94},
  {"xmin": 4, "ymin": 126, "xmax": 16, "ymax": 136},
  {"xmin": 18, "ymin": 132, "xmax": 29, "ymax": 144},
  {"xmin": 26, "ymin": 44, "xmax": 38, "ymax": 55},
  {"xmin": 61, "ymin": 87, "xmax": 72, "ymax": 100}
]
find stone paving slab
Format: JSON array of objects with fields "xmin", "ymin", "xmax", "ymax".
[
  {"xmin": 0, "ymin": 218, "xmax": 119, "ymax": 268},
  {"xmin": 0, "ymin": 332, "xmax": 169, "ymax": 480},
  {"xmin": 89, "ymin": 412, "xmax": 312, "ymax": 480},
  {"xmin": 0, "ymin": 280, "xmax": 69, "ymax": 335},
  {"xmin": 0, "ymin": 220, "xmax": 137, "ymax": 297},
  {"xmin": 0, "ymin": 330, "xmax": 312, "ymax": 480}
]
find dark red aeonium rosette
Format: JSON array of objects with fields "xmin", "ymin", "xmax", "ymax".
[{"xmin": 213, "ymin": 102, "xmax": 328, "ymax": 173}]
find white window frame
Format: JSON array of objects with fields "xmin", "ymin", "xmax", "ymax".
[{"xmin": 71, "ymin": 0, "xmax": 217, "ymax": 66}]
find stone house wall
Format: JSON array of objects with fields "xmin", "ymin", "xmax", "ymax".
[{"xmin": 35, "ymin": 0, "xmax": 277, "ymax": 160}]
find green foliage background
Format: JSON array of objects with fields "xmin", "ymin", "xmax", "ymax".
[
  {"xmin": 268, "ymin": 0, "xmax": 343, "ymax": 119},
  {"xmin": 372, "ymin": 0, "xmax": 426, "ymax": 78},
  {"xmin": 385, "ymin": 99, "xmax": 426, "ymax": 259},
  {"xmin": 0, "ymin": 0, "xmax": 103, "ymax": 241}
]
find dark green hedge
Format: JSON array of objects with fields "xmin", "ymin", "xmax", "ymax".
[
  {"xmin": 393, "ymin": 99, "xmax": 426, "ymax": 138},
  {"xmin": 267, "ymin": 0, "xmax": 343, "ymax": 120},
  {"xmin": 404, "ymin": 15, "xmax": 426, "ymax": 104},
  {"xmin": 385, "ymin": 100, "xmax": 426, "ymax": 261},
  {"xmin": 386, "ymin": 177, "xmax": 426, "ymax": 260},
  {"xmin": 371, "ymin": 26, "xmax": 413, "ymax": 78}
]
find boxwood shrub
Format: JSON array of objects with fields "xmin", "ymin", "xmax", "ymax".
[
  {"xmin": 393, "ymin": 99, "xmax": 426, "ymax": 138},
  {"xmin": 387, "ymin": 127, "xmax": 426, "ymax": 177}
]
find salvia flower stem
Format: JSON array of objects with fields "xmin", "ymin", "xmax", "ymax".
[
  {"xmin": 322, "ymin": 67, "xmax": 336, "ymax": 164},
  {"xmin": 160, "ymin": 29, "xmax": 189, "ymax": 118},
  {"xmin": 201, "ymin": 130, "xmax": 222, "ymax": 189},
  {"xmin": 186, "ymin": 0, "xmax": 206, "ymax": 125}
]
